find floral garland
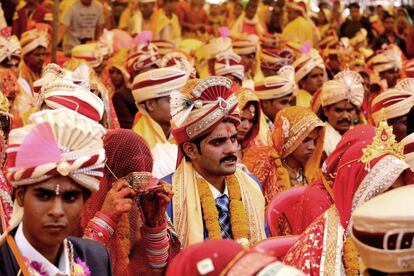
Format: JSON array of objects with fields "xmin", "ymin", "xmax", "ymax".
[
  {"xmin": 342, "ymin": 236, "xmax": 359, "ymax": 276},
  {"xmin": 197, "ymin": 175, "xmax": 249, "ymax": 244},
  {"xmin": 23, "ymin": 241, "xmax": 91, "ymax": 276}
]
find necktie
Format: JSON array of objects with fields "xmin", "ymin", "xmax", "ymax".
[{"xmin": 215, "ymin": 194, "xmax": 232, "ymax": 239}]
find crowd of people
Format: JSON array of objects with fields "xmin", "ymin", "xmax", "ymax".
[{"xmin": 0, "ymin": 0, "xmax": 414, "ymax": 275}]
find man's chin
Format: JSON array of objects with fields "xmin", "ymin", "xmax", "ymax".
[{"xmin": 220, "ymin": 166, "xmax": 237, "ymax": 176}]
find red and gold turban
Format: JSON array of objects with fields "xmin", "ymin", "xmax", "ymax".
[
  {"xmin": 159, "ymin": 51, "xmax": 196, "ymax": 78},
  {"xmin": 232, "ymin": 35, "xmax": 258, "ymax": 56},
  {"xmin": 321, "ymin": 70, "xmax": 365, "ymax": 108},
  {"xmin": 371, "ymin": 80, "xmax": 414, "ymax": 124},
  {"xmin": 170, "ymin": 77, "xmax": 240, "ymax": 144},
  {"xmin": 0, "ymin": 27, "xmax": 21, "ymax": 64},
  {"xmin": 260, "ymin": 48, "xmax": 294, "ymax": 72},
  {"xmin": 213, "ymin": 53, "xmax": 245, "ymax": 81},
  {"xmin": 71, "ymin": 43, "xmax": 105, "ymax": 68},
  {"xmin": 126, "ymin": 42, "xmax": 160, "ymax": 76},
  {"xmin": 20, "ymin": 28, "xmax": 49, "ymax": 56},
  {"xmin": 368, "ymin": 45, "xmax": 403, "ymax": 74},
  {"xmin": 6, "ymin": 109, "xmax": 106, "ymax": 191},
  {"xmin": 293, "ymin": 49, "xmax": 325, "ymax": 83},
  {"xmin": 255, "ymin": 65, "xmax": 296, "ymax": 100},
  {"xmin": 401, "ymin": 133, "xmax": 414, "ymax": 171},
  {"xmin": 132, "ymin": 67, "xmax": 189, "ymax": 104},
  {"xmin": 151, "ymin": 39, "xmax": 176, "ymax": 56}
]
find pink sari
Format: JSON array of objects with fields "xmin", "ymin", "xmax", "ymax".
[{"xmin": 284, "ymin": 128, "xmax": 408, "ymax": 275}]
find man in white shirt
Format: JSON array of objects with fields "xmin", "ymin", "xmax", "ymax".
[{"xmin": 60, "ymin": 0, "xmax": 104, "ymax": 55}]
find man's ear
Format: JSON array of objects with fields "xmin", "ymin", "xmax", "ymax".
[
  {"xmin": 145, "ymin": 99, "xmax": 156, "ymax": 112},
  {"xmin": 15, "ymin": 187, "xmax": 25, "ymax": 207},
  {"xmin": 322, "ymin": 106, "xmax": 329, "ymax": 117},
  {"xmin": 182, "ymin": 142, "xmax": 199, "ymax": 160},
  {"xmin": 298, "ymin": 78, "xmax": 306, "ymax": 90}
]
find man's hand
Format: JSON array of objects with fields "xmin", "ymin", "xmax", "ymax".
[
  {"xmin": 100, "ymin": 180, "xmax": 135, "ymax": 223},
  {"xmin": 140, "ymin": 182, "xmax": 173, "ymax": 228}
]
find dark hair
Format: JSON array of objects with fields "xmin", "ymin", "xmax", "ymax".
[
  {"xmin": 348, "ymin": 2, "xmax": 360, "ymax": 9},
  {"xmin": 382, "ymin": 13, "xmax": 394, "ymax": 21},
  {"xmin": 407, "ymin": 106, "xmax": 414, "ymax": 135},
  {"xmin": 183, "ymin": 133, "xmax": 209, "ymax": 161}
]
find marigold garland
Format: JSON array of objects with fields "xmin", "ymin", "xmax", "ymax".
[
  {"xmin": 196, "ymin": 175, "xmax": 249, "ymax": 241},
  {"xmin": 343, "ymin": 236, "xmax": 360, "ymax": 276},
  {"xmin": 227, "ymin": 175, "xmax": 249, "ymax": 239},
  {"xmin": 271, "ymin": 150, "xmax": 291, "ymax": 192}
]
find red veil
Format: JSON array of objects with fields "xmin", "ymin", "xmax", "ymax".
[
  {"xmin": 293, "ymin": 125, "xmax": 376, "ymax": 234},
  {"xmin": 284, "ymin": 126, "xmax": 408, "ymax": 275},
  {"xmin": 80, "ymin": 129, "xmax": 154, "ymax": 275}
]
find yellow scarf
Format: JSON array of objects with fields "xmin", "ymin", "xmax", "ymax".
[
  {"xmin": 132, "ymin": 112, "xmax": 172, "ymax": 148},
  {"xmin": 151, "ymin": 9, "xmax": 181, "ymax": 41},
  {"xmin": 258, "ymin": 111, "xmax": 272, "ymax": 146},
  {"xmin": 296, "ymin": 89, "xmax": 313, "ymax": 108},
  {"xmin": 172, "ymin": 161, "xmax": 266, "ymax": 247}
]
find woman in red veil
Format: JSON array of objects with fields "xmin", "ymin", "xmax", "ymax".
[{"xmin": 284, "ymin": 121, "xmax": 409, "ymax": 275}]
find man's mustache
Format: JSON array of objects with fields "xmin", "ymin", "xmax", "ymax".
[
  {"xmin": 338, "ymin": 118, "xmax": 351, "ymax": 125},
  {"xmin": 220, "ymin": 155, "xmax": 238, "ymax": 164}
]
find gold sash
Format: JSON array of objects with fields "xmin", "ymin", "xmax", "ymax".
[{"xmin": 172, "ymin": 161, "xmax": 266, "ymax": 247}]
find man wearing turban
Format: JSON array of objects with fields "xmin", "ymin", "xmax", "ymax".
[{"xmin": 163, "ymin": 76, "xmax": 267, "ymax": 248}]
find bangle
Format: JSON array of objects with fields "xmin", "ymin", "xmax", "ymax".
[
  {"xmin": 83, "ymin": 213, "xmax": 115, "ymax": 244},
  {"xmin": 141, "ymin": 224, "xmax": 170, "ymax": 269},
  {"xmin": 95, "ymin": 211, "xmax": 116, "ymax": 229}
]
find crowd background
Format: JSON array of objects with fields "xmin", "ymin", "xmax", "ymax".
[{"xmin": 0, "ymin": 0, "xmax": 414, "ymax": 275}]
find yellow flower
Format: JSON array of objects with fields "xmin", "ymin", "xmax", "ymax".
[{"xmin": 197, "ymin": 175, "xmax": 249, "ymax": 241}]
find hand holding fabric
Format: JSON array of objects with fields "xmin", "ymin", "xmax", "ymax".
[
  {"xmin": 100, "ymin": 180, "xmax": 135, "ymax": 223},
  {"xmin": 140, "ymin": 182, "xmax": 173, "ymax": 228}
]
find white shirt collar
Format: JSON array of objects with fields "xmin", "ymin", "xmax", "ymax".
[
  {"xmin": 196, "ymin": 173, "xmax": 229, "ymax": 200},
  {"xmin": 15, "ymin": 223, "xmax": 70, "ymax": 276}
]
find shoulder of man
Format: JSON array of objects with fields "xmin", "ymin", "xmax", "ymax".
[{"xmin": 68, "ymin": 237, "xmax": 112, "ymax": 276}]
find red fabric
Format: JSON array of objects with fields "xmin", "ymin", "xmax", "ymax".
[
  {"xmin": 172, "ymin": 82, "xmax": 240, "ymax": 145},
  {"xmin": 294, "ymin": 125, "xmax": 376, "ymax": 234},
  {"xmin": 46, "ymin": 96, "xmax": 101, "ymax": 122},
  {"xmin": 253, "ymin": 236, "xmax": 300, "ymax": 260},
  {"xmin": 80, "ymin": 129, "xmax": 155, "ymax": 276},
  {"xmin": 333, "ymin": 132, "xmax": 379, "ymax": 229},
  {"xmin": 266, "ymin": 186, "xmax": 305, "ymax": 236},
  {"xmin": 12, "ymin": 4, "xmax": 51, "ymax": 38},
  {"xmin": 166, "ymin": 240, "xmax": 243, "ymax": 276}
]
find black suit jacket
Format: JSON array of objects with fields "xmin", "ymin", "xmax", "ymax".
[{"xmin": 0, "ymin": 235, "xmax": 112, "ymax": 276}]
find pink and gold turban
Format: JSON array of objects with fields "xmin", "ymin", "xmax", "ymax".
[
  {"xmin": 321, "ymin": 70, "xmax": 365, "ymax": 108},
  {"xmin": 6, "ymin": 109, "xmax": 106, "ymax": 191},
  {"xmin": 170, "ymin": 77, "xmax": 240, "ymax": 144},
  {"xmin": 255, "ymin": 65, "xmax": 296, "ymax": 100}
]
